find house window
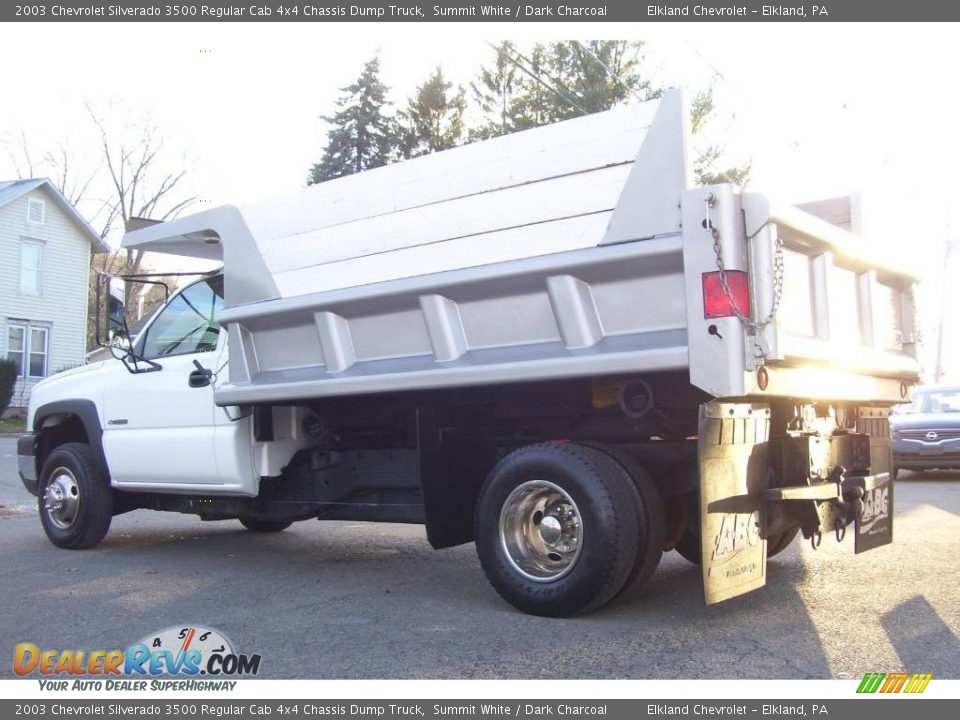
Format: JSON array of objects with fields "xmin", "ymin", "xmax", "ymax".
[
  {"xmin": 20, "ymin": 240, "xmax": 43, "ymax": 296},
  {"xmin": 27, "ymin": 197, "xmax": 45, "ymax": 224},
  {"xmin": 6, "ymin": 322, "xmax": 49, "ymax": 378},
  {"xmin": 6, "ymin": 326, "xmax": 25, "ymax": 376}
]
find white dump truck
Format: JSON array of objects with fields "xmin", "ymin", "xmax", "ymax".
[{"xmin": 18, "ymin": 91, "xmax": 919, "ymax": 615}]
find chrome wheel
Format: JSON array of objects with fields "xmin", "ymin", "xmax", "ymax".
[
  {"xmin": 43, "ymin": 467, "xmax": 81, "ymax": 530},
  {"xmin": 499, "ymin": 480, "xmax": 583, "ymax": 582}
]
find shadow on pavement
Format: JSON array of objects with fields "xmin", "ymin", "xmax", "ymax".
[
  {"xmin": 0, "ymin": 515, "xmax": 836, "ymax": 680},
  {"xmin": 880, "ymin": 595, "xmax": 960, "ymax": 678}
]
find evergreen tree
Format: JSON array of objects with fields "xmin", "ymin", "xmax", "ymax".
[
  {"xmin": 307, "ymin": 55, "xmax": 398, "ymax": 185},
  {"xmin": 689, "ymin": 87, "xmax": 752, "ymax": 186},
  {"xmin": 469, "ymin": 42, "xmax": 522, "ymax": 140},
  {"xmin": 472, "ymin": 41, "xmax": 661, "ymax": 134},
  {"xmin": 469, "ymin": 41, "xmax": 750, "ymax": 187},
  {"xmin": 511, "ymin": 43, "xmax": 567, "ymax": 130},
  {"xmin": 562, "ymin": 40, "xmax": 662, "ymax": 112},
  {"xmin": 399, "ymin": 66, "xmax": 467, "ymax": 158}
]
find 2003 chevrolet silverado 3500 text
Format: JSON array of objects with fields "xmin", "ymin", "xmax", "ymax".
[{"xmin": 17, "ymin": 92, "xmax": 919, "ymax": 615}]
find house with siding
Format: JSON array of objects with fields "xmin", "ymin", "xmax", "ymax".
[{"xmin": 0, "ymin": 178, "xmax": 109, "ymax": 412}]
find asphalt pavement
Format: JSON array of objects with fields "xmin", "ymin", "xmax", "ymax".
[{"xmin": 0, "ymin": 436, "xmax": 957, "ymax": 679}]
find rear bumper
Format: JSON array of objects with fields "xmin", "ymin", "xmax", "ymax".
[{"xmin": 17, "ymin": 433, "xmax": 38, "ymax": 496}]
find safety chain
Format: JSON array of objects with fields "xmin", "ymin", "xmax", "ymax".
[
  {"xmin": 706, "ymin": 195, "xmax": 785, "ymax": 361},
  {"xmin": 210, "ymin": 358, "xmax": 230, "ymax": 387},
  {"xmin": 208, "ymin": 355, "xmax": 250, "ymax": 423}
]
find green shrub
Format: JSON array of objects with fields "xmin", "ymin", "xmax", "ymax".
[{"xmin": 0, "ymin": 359, "xmax": 17, "ymax": 417}]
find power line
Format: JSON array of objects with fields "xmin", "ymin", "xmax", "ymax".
[
  {"xmin": 680, "ymin": 39, "xmax": 728, "ymax": 84},
  {"xmin": 485, "ymin": 41, "xmax": 590, "ymax": 117},
  {"xmin": 571, "ymin": 40, "xmax": 645, "ymax": 103},
  {"xmin": 571, "ymin": 39, "xmax": 744, "ymax": 188},
  {"xmin": 489, "ymin": 39, "xmax": 745, "ymax": 189}
]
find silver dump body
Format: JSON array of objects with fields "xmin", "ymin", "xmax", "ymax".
[{"xmin": 122, "ymin": 91, "xmax": 921, "ymax": 406}]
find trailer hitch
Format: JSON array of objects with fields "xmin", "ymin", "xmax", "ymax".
[
  {"xmin": 766, "ymin": 466, "xmax": 882, "ymax": 550},
  {"xmin": 834, "ymin": 518, "xmax": 846, "ymax": 543}
]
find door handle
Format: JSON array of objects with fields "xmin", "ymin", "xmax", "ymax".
[{"xmin": 189, "ymin": 360, "xmax": 213, "ymax": 388}]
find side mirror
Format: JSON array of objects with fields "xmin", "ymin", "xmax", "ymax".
[
  {"xmin": 97, "ymin": 273, "xmax": 129, "ymax": 351},
  {"xmin": 106, "ymin": 277, "xmax": 128, "ymax": 348},
  {"xmin": 109, "ymin": 331, "xmax": 131, "ymax": 354},
  {"xmin": 95, "ymin": 271, "xmax": 170, "ymax": 374}
]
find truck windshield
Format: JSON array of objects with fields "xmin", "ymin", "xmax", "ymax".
[{"xmin": 140, "ymin": 276, "xmax": 224, "ymax": 360}]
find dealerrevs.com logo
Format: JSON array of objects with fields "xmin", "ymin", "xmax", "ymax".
[{"xmin": 14, "ymin": 625, "xmax": 261, "ymax": 689}]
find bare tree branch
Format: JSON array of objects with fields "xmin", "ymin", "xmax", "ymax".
[
  {"xmin": 1, "ymin": 132, "xmax": 39, "ymax": 179},
  {"xmin": 19, "ymin": 133, "xmax": 35, "ymax": 177},
  {"xmin": 4, "ymin": 104, "xmax": 196, "ymax": 352},
  {"xmin": 2, "ymin": 140, "xmax": 25, "ymax": 179},
  {"xmin": 159, "ymin": 195, "xmax": 197, "ymax": 221},
  {"xmin": 86, "ymin": 104, "xmax": 193, "ymax": 240},
  {"xmin": 81, "ymin": 103, "xmax": 196, "ymax": 348},
  {"xmin": 40, "ymin": 144, "xmax": 99, "ymax": 205}
]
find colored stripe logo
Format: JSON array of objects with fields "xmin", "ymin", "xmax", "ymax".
[{"xmin": 857, "ymin": 672, "xmax": 933, "ymax": 693}]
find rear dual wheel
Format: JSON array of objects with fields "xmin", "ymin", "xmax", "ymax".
[
  {"xmin": 474, "ymin": 442, "xmax": 665, "ymax": 617},
  {"xmin": 594, "ymin": 446, "xmax": 666, "ymax": 594}
]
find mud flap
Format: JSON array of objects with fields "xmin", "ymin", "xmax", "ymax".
[
  {"xmin": 854, "ymin": 408, "xmax": 894, "ymax": 554},
  {"xmin": 417, "ymin": 405, "xmax": 498, "ymax": 550},
  {"xmin": 699, "ymin": 401, "xmax": 771, "ymax": 604},
  {"xmin": 854, "ymin": 474, "xmax": 894, "ymax": 553}
]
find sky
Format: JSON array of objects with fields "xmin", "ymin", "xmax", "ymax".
[{"xmin": 0, "ymin": 22, "xmax": 958, "ymax": 379}]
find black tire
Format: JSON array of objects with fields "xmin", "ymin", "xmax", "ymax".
[
  {"xmin": 474, "ymin": 442, "xmax": 641, "ymax": 617},
  {"xmin": 767, "ymin": 527, "xmax": 799, "ymax": 558},
  {"xmin": 239, "ymin": 517, "xmax": 293, "ymax": 533},
  {"xmin": 675, "ymin": 525, "xmax": 798, "ymax": 564},
  {"xmin": 674, "ymin": 527, "xmax": 702, "ymax": 564},
  {"xmin": 38, "ymin": 443, "xmax": 112, "ymax": 550},
  {"xmin": 584, "ymin": 444, "xmax": 665, "ymax": 595},
  {"xmin": 674, "ymin": 494, "xmax": 701, "ymax": 564}
]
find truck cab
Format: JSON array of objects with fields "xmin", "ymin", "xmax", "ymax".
[{"xmin": 22, "ymin": 273, "xmax": 270, "ymax": 494}]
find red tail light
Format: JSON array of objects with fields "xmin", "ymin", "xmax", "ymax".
[{"xmin": 702, "ymin": 271, "xmax": 750, "ymax": 319}]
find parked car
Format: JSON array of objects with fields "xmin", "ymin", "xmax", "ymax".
[{"xmin": 891, "ymin": 386, "xmax": 960, "ymax": 477}]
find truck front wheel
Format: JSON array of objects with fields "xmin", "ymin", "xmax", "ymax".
[
  {"xmin": 474, "ymin": 443, "xmax": 641, "ymax": 617},
  {"xmin": 38, "ymin": 443, "xmax": 113, "ymax": 550}
]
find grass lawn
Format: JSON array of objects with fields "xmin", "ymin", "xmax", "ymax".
[{"xmin": 0, "ymin": 417, "xmax": 25, "ymax": 434}]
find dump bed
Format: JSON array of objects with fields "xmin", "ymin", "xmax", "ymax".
[{"xmin": 122, "ymin": 91, "xmax": 920, "ymax": 406}]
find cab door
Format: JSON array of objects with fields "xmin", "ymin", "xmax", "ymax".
[{"xmin": 102, "ymin": 276, "xmax": 227, "ymax": 490}]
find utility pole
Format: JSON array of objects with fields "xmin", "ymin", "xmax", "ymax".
[{"xmin": 933, "ymin": 223, "xmax": 954, "ymax": 384}]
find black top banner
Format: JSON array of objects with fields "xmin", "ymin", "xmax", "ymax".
[{"xmin": 4, "ymin": 0, "xmax": 960, "ymax": 22}]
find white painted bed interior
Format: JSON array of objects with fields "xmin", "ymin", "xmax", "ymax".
[{"xmin": 237, "ymin": 101, "xmax": 660, "ymax": 298}]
